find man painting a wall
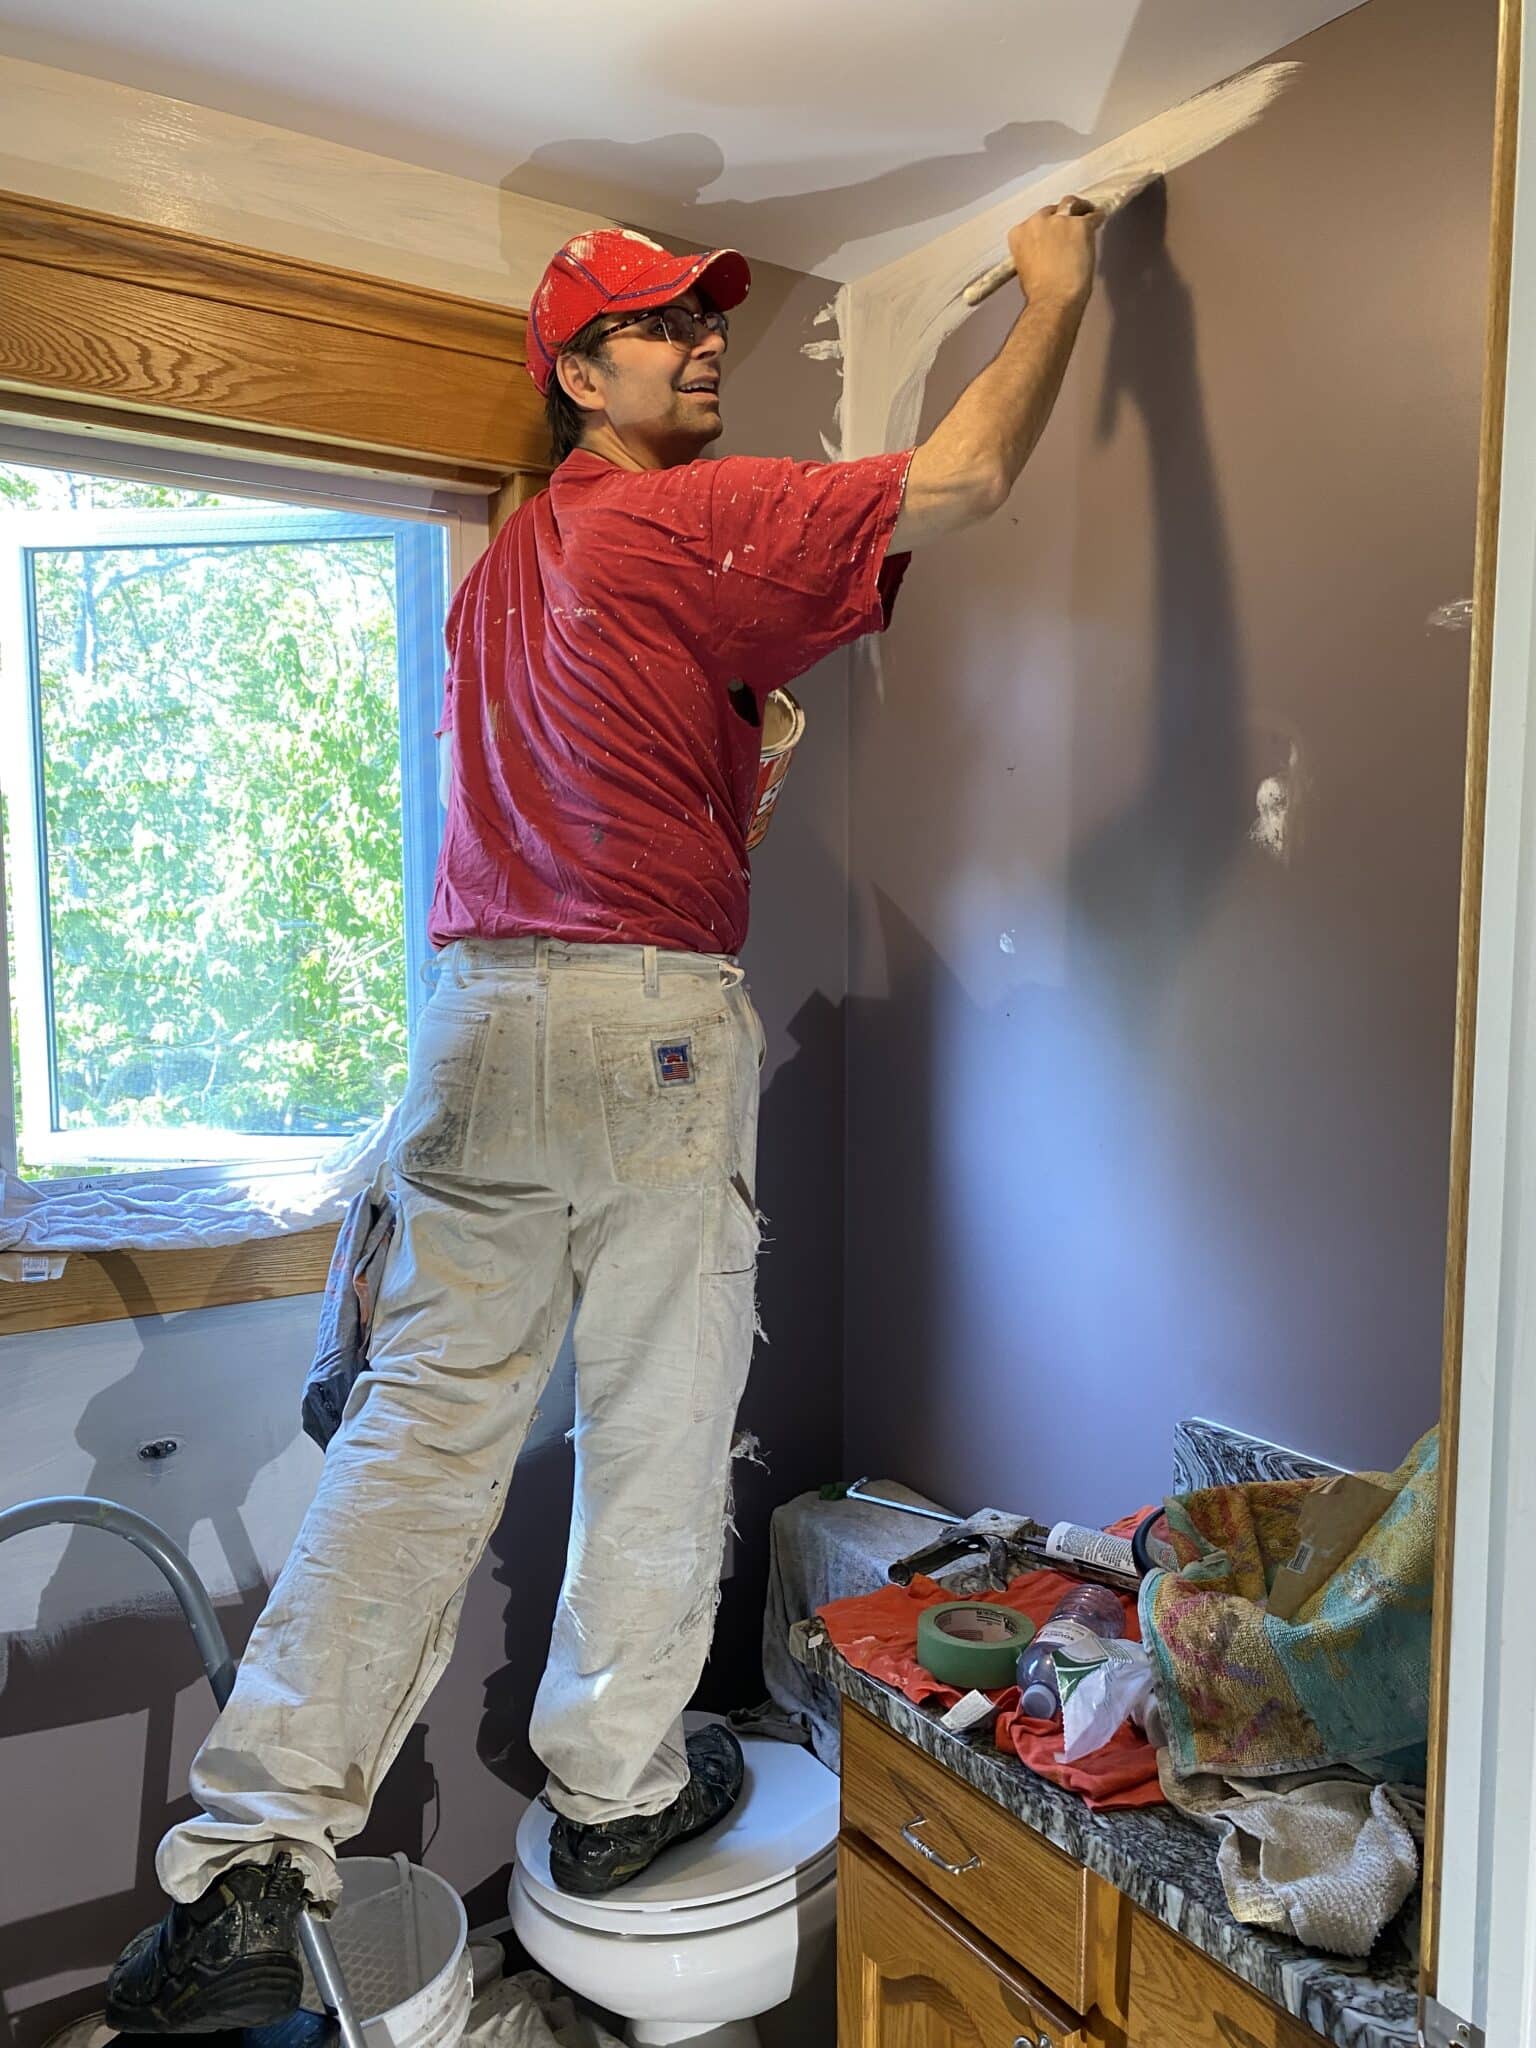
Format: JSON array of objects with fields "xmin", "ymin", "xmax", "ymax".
[{"xmin": 104, "ymin": 199, "xmax": 1103, "ymax": 2034}]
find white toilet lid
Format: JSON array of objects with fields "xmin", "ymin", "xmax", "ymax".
[{"xmin": 515, "ymin": 1718, "xmax": 839, "ymax": 1932}]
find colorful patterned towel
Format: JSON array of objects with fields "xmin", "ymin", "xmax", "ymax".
[{"xmin": 1141, "ymin": 1430, "xmax": 1437, "ymax": 1783}]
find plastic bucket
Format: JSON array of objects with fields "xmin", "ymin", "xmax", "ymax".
[
  {"xmin": 747, "ymin": 690, "xmax": 806, "ymax": 851},
  {"xmin": 300, "ymin": 1855, "xmax": 471, "ymax": 2048}
]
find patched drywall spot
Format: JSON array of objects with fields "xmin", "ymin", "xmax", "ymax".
[
  {"xmin": 1251, "ymin": 774, "xmax": 1290, "ymax": 859},
  {"xmin": 1427, "ymin": 597, "xmax": 1475, "ymax": 632},
  {"xmin": 1250, "ymin": 739, "xmax": 1306, "ymax": 864}
]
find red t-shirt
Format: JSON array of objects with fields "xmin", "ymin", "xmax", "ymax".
[{"xmin": 428, "ymin": 447, "xmax": 913, "ymax": 955}]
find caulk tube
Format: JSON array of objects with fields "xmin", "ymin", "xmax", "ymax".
[{"xmin": 1043, "ymin": 1520, "xmax": 1139, "ymax": 1584}]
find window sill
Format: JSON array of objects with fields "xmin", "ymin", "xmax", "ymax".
[{"xmin": 0, "ymin": 1223, "xmax": 339, "ymax": 1337}]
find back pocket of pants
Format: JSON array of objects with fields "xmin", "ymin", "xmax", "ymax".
[
  {"xmin": 392, "ymin": 1000, "xmax": 491, "ymax": 1178},
  {"xmin": 595, "ymin": 1013, "xmax": 733, "ymax": 1189}
]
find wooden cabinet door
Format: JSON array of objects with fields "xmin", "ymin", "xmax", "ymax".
[
  {"xmin": 839, "ymin": 1835, "xmax": 1092, "ymax": 2048},
  {"xmin": 841, "ymin": 1703, "xmax": 1106, "ymax": 2011},
  {"xmin": 1128, "ymin": 1913, "xmax": 1320, "ymax": 2048}
]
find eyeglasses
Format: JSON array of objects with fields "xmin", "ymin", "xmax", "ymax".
[{"xmin": 598, "ymin": 303, "xmax": 730, "ymax": 352}]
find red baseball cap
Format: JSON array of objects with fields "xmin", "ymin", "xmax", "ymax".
[{"xmin": 527, "ymin": 229, "xmax": 752, "ymax": 395}]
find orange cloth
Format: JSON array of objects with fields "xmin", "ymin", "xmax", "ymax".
[{"xmin": 816, "ymin": 1517, "xmax": 1164, "ymax": 1811}]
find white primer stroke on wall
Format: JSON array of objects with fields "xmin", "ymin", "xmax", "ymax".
[
  {"xmin": 0, "ymin": 54, "xmax": 617, "ymax": 307},
  {"xmin": 827, "ymin": 64, "xmax": 1297, "ymax": 460}
]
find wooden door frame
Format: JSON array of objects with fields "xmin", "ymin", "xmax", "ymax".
[{"xmin": 1423, "ymin": 0, "xmax": 1536, "ymax": 2039}]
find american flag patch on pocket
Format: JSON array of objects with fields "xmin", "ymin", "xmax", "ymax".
[{"xmin": 654, "ymin": 1039, "xmax": 695, "ymax": 1086}]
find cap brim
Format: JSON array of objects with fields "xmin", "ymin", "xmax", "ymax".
[{"xmin": 604, "ymin": 246, "xmax": 752, "ymax": 318}]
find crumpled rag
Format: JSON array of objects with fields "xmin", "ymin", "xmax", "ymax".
[
  {"xmin": 764, "ymin": 1480, "xmax": 957, "ymax": 1770},
  {"xmin": 1159, "ymin": 1756, "xmax": 1424, "ymax": 1957},
  {"xmin": 1142, "ymin": 1430, "xmax": 1438, "ymax": 1782},
  {"xmin": 464, "ymin": 1949, "xmax": 622, "ymax": 2048},
  {"xmin": 300, "ymin": 1171, "xmax": 396, "ymax": 1448}
]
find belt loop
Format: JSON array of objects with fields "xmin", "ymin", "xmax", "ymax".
[
  {"xmin": 535, "ymin": 937, "xmax": 550, "ymax": 980},
  {"xmin": 721, "ymin": 960, "xmax": 746, "ymax": 991},
  {"xmin": 643, "ymin": 945, "xmax": 660, "ymax": 999},
  {"xmin": 449, "ymin": 941, "xmax": 467, "ymax": 991}
]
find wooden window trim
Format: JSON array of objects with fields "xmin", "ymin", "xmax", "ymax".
[
  {"xmin": 0, "ymin": 1228, "xmax": 341, "ymax": 1337},
  {"xmin": 0, "ymin": 386, "xmax": 519, "ymax": 493},
  {"xmin": 0, "ymin": 189, "xmax": 553, "ymax": 483},
  {"xmin": 0, "ymin": 192, "xmax": 554, "ymax": 1335}
]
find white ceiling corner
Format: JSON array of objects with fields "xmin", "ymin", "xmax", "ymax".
[{"xmin": 0, "ymin": 0, "xmax": 1370, "ymax": 281}]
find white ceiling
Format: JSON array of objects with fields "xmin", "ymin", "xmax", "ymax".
[{"xmin": 0, "ymin": 0, "xmax": 1368, "ymax": 281}]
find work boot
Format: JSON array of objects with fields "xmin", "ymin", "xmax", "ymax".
[
  {"xmin": 547, "ymin": 1723, "xmax": 745, "ymax": 1897},
  {"xmin": 105, "ymin": 1855, "xmax": 309, "ymax": 2034}
]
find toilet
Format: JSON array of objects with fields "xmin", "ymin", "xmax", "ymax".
[{"xmin": 509, "ymin": 1716, "xmax": 840, "ymax": 2048}]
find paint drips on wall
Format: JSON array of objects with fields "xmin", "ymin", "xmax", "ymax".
[{"xmin": 1427, "ymin": 598, "xmax": 1475, "ymax": 632}]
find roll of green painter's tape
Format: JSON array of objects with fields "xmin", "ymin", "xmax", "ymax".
[{"xmin": 916, "ymin": 1602, "xmax": 1036, "ymax": 1691}]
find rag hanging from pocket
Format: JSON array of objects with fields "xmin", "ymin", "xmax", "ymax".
[{"xmin": 301, "ymin": 1174, "xmax": 396, "ymax": 1448}]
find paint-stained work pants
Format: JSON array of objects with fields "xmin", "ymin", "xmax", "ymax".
[{"xmin": 158, "ymin": 938, "xmax": 764, "ymax": 1909}]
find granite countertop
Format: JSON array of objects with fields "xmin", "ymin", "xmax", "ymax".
[{"xmin": 796, "ymin": 1621, "xmax": 1419, "ymax": 2048}]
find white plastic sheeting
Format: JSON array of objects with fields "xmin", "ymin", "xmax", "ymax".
[{"xmin": 0, "ymin": 1111, "xmax": 393, "ymax": 1262}]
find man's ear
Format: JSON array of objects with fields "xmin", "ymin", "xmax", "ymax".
[{"xmin": 557, "ymin": 352, "xmax": 607, "ymax": 416}]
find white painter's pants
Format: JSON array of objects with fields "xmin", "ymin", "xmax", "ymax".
[{"xmin": 158, "ymin": 939, "xmax": 764, "ymax": 1908}]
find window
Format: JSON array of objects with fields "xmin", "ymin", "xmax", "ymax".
[{"xmin": 0, "ymin": 441, "xmax": 482, "ymax": 1183}]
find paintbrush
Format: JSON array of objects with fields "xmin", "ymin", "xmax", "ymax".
[{"xmin": 962, "ymin": 60, "xmax": 1301, "ymax": 308}]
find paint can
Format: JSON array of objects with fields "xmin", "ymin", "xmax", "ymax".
[{"xmin": 746, "ymin": 689, "xmax": 806, "ymax": 851}]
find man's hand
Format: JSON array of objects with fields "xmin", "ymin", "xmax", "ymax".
[
  {"xmin": 1007, "ymin": 197, "xmax": 1103, "ymax": 310},
  {"xmin": 889, "ymin": 197, "xmax": 1103, "ymax": 553}
]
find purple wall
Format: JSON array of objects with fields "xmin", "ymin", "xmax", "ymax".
[{"xmin": 843, "ymin": 0, "xmax": 1497, "ymax": 1524}]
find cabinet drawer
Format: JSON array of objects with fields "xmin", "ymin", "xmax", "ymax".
[
  {"xmin": 1129, "ymin": 1912, "xmax": 1322, "ymax": 2048},
  {"xmin": 839, "ymin": 1833, "xmax": 1091, "ymax": 2048},
  {"xmin": 841, "ymin": 1702, "xmax": 1106, "ymax": 2012}
]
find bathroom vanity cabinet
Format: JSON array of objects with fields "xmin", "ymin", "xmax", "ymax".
[{"xmin": 837, "ymin": 1702, "xmax": 1358, "ymax": 2048}]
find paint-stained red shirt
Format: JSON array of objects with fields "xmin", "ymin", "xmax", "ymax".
[{"xmin": 429, "ymin": 448, "xmax": 912, "ymax": 955}]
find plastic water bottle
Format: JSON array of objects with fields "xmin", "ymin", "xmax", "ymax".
[{"xmin": 1016, "ymin": 1584, "xmax": 1127, "ymax": 1721}]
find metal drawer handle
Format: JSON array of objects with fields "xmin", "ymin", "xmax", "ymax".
[{"xmin": 898, "ymin": 1811, "xmax": 981, "ymax": 1875}]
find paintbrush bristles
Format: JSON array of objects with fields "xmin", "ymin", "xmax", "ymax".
[
  {"xmin": 1076, "ymin": 169, "xmax": 1160, "ymax": 216},
  {"xmin": 961, "ymin": 59, "xmax": 1301, "ymax": 307}
]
